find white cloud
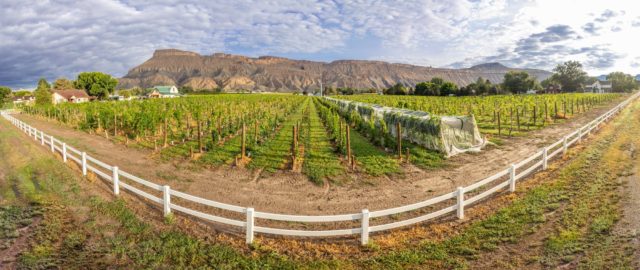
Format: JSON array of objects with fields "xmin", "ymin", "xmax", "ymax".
[{"xmin": 1, "ymin": 0, "xmax": 640, "ymax": 88}]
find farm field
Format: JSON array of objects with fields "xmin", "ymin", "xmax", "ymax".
[
  {"xmin": 19, "ymin": 93, "xmax": 622, "ymax": 185},
  {"xmin": 336, "ymin": 93, "xmax": 621, "ymax": 136},
  {"xmin": 2, "ymin": 94, "xmax": 638, "ymax": 269}
]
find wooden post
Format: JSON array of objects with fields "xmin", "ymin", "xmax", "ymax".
[
  {"xmin": 346, "ymin": 124, "xmax": 352, "ymax": 163},
  {"xmin": 396, "ymin": 122, "xmax": 402, "ymax": 160},
  {"xmin": 241, "ymin": 122, "xmax": 246, "ymax": 158},
  {"xmin": 113, "ymin": 113, "xmax": 117, "ymax": 137},
  {"xmin": 405, "ymin": 148, "xmax": 410, "ymax": 163},
  {"xmin": 197, "ymin": 121, "xmax": 203, "ymax": 153},
  {"xmin": 163, "ymin": 117, "xmax": 168, "ymax": 147},
  {"xmin": 254, "ymin": 120, "xmax": 258, "ymax": 144},
  {"xmin": 497, "ymin": 111, "xmax": 501, "ymax": 136}
]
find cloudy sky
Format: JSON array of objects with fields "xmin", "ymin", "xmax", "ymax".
[{"xmin": 1, "ymin": 0, "xmax": 640, "ymax": 89}]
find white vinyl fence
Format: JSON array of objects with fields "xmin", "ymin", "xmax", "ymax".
[{"xmin": 2, "ymin": 92, "xmax": 638, "ymax": 246}]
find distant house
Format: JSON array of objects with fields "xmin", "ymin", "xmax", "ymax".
[
  {"xmin": 541, "ymin": 85, "xmax": 561, "ymax": 94},
  {"xmin": 148, "ymin": 85, "xmax": 180, "ymax": 98},
  {"xmin": 526, "ymin": 89, "xmax": 537, "ymax": 95},
  {"xmin": 52, "ymin": 89, "xmax": 90, "ymax": 104},
  {"xmin": 12, "ymin": 95, "xmax": 35, "ymax": 105},
  {"xmin": 585, "ymin": 80, "xmax": 612, "ymax": 94}
]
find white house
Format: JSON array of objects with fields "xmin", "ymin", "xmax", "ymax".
[
  {"xmin": 585, "ymin": 80, "xmax": 612, "ymax": 94},
  {"xmin": 52, "ymin": 89, "xmax": 90, "ymax": 104},
  {"xmin": 148, "ymin": 85, "xmax": 180, "ymax": 98},
  {"xmin": 12, "ymin": 95, "xmax": 35, "ymax": 105}
]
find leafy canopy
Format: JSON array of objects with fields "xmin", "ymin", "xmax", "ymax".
[
  {"xmin": 502, "ymin": 71, "xmax": 536, "ymax": 93},
  {"xmin": 0, "ymin": 86, "xmax": 11, "ymax": 105},
  {"xmin": 74, "ymin": 72, "xmax": 118, "ymax": 99},
  {"xmin": 53, "ymin": 77, "xmax": 75, "ymax": 90},
  {"xmin": 35, "ymin": 78, "xmax": 52, "ymax": 105},
  {"xmin": 607, "ymin": 72, "xmax": 637, "ymax": 93},
  {"xmin": 551, "ymin": 61, "xmax": 587, "ymax": 92}
]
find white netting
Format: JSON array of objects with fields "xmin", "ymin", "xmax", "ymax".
[{"xmin": 324, "ymin": 97, "xmax": 486, "ymax": 157}]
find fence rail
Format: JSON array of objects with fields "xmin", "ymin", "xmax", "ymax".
[{"xmin": 2, "ymin": 92, "xmax": 638, "ymax": 245}]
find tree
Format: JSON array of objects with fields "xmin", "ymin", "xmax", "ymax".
[
  {"xmin": 53, "ymin": 77, "xmax": 74, "ymax": 90},
  {"xmin": 439, "ymin": 82, "xmax": 458, "ymax": 96},
  {"xmin": 13, "ymin": 90, "xmax": 32, "ymax": 97},
  {"xmin": 119, "ymin": 90, "xmax": 132, "ymax": 98},
  {"xmin": 384, "ymin": 83, "xmax": 407, "ymax": 95},
  {"xmin": 502, "ymin": 71, "xmax": 535, "ymax": 94},
  {"xmin": 74, "ymin": 72, "xmax": 118, "ymax": 99},
  {"xmin": 35, "ymin": 78, "xmax": 52, "ymax": 105},
  {"xmin": 551, "ymin": 61, "xmax": 587, "ymax": 92},
  {"xmin": 415, "ymin": 82, "xmax": 438, "ymax": 96},
  {"xmin": 607, "ymin": 72, "xmax": 637, "ymax": 92},
  {"xmin": 0, "ymin": 86, "xmax": 11, "ymax": 105}
]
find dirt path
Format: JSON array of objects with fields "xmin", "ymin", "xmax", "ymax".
[
  {"xmin": 10, "ymin": 100, "xmax": 622, "ymax": 216},
  {"xmin": 616, "ymin": 148, "xmax": 640, "ymax": 267}
]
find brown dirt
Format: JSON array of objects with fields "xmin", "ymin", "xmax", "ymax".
[
  {"xmin": 616, "ymin": 147, "xmax": 640, "ymax": 267},
  {"xmin": 12, "ymin": 102, "xmax": 620, "ymax": 218}
]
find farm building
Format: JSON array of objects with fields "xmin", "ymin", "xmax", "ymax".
[
  {"xmin": 585, "ymin": 80, "xmax": 612, "ymax": 94},
  {"xmin": 12, "ymin": 95, "xmax": 35, "ymax": 105},
  {"xmin": 52, "ymin": 89, "xmax": 90, "ymax": 104},
  {"xmin": 148, "ymin": 85, "xmax": 180, "ymax": 98}
]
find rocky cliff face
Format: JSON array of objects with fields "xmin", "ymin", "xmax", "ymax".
[{"xmin": 118, "ymin": 49, "xmax": 552, "ymax": 92}]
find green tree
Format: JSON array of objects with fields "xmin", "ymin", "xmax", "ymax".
[
  {"xmin": 551, "ymin": 61, "xmax": 587, "ymax": 92},
  {"xmin": 0, "ymin": 86, "xmax": 11, "ymax": 105},
  {"xmin": 502, "ymin": 71, "xmax": 535, "ymax": 94},
  {"xmin": 384, "ymin": 83, "xmax": 407, "ymax": 95},
  {"xmin": 53, "ymin": 77, "xmax": 75, "ymax": 90},
  {"xmin": 74, "ymin": 72, "xmax": 118, "ymax": 99},
  {"xmin": 439, "ymin": 81, "xmax": 458, "ymax": 96},
  {"xmin": 414, "ymin": 82, "xmax": 438, "ymax": 96},
  {"xmin": 119, "ymin": 90, "xmax": 132, "ymax": 98},
  {"xmin": 607, "ymin": 72, "xmax": 637, "ymax": 92},
  {"xmin": 35, "ymin": 78, "xmax": 52, "ymax": 105},
  {"xmin": 13, "ymin": 90, "xmax": 32, "ymax": 97}
]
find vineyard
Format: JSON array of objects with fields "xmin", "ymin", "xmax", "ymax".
[
  {"xmin": 336, "ymin": 93, "xmax": 622, "ymax": 136},
  {"xmin": 19, "ymin": 93, "xmax": 621, "ymax": 182}
]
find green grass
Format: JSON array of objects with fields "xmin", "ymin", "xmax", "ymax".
[
  {"xmin": 301, "ymin": 99, "xmax": 346, "ymax": 184},
  {"xmin": 349, "ymin": 129, "xmax": 400, "ymax": 176},
  {"xmin": 248, "ymin": 98, "xmax": 307, "ymax": 173}
]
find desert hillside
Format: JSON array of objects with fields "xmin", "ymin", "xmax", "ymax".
[{"xmin": 118, "ymin": 49, "xmax": 552, "ymax": 92}]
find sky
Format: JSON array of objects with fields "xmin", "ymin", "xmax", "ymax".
[{"xmin": 1, "ymin": 0, "xmax": 640, "ymax": 89}]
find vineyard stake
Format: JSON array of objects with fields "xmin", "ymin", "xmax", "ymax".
[
  {"xmin": 346, "ymin": 124, "xmax": 352, "ymax": 164},
  {"xmin": 241, "ymin": 122, "xmax": 246, "ymax": 158},
  {"xmin": 396, "ymin": 122, "xmax": 402, "ymax": 160}
]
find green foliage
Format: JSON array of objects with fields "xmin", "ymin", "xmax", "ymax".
[
  {"xmin": 502, "ymin": 71, "xmax": 536, "ymax": 93},
  {"xmin": 0, "ymin": 86, "xmax": 11, "ymax": 104},
  {"xmin": 118, "ymin": 89, "xmax": 132, "ymax": 98},
  {"xmin": 413, "ymin": 77, "xmax": 460, "ymax": 96},
  {"xmin": 74, "ymin": 72, "xmax": 118, "ymax": 99},
  {"xmin": 52, "ymin": 77, "xmax": 74, "ymax": 90},
  {"xmin": 34, "ymin": 78, "xmax": 52, "ymax": 106},
  {"xmin": 606, "ymin": 72, "xmax": 637, "ymax": 92},
  {"xmin": 384, "ymin": 83, "xmax": 408, "ymax": 95},
  {"xmin": 551, "ymin": 61, "xmax": 587, "ymax": 92}
]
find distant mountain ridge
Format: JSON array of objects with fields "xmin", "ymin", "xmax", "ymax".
[{"xmin": 118, "ymin": 49, "xmax": 553, "ymax": 92}]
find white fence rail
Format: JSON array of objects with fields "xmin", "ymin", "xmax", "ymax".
[{"xmin": 2, "ymin": 92, "xmax": 638, "ymax": 245}]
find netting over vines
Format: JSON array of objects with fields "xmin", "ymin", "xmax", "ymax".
[{"xmin": 323, "ymin": 97, "xmax": 486, "ymax": 156}]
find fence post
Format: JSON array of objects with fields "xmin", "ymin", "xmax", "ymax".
[
  {"xmin": 456, "ymin": 187, "xmax": 465, "ymax": 219},
  {"xmin": 361, "ymin": 209, "xmax": 370, "ymax": 245},
  {"xmin": 542, "ymin": 148, "xmax": 548, "ymax": 170},
  {"xmin": 562, "ymin": 136, "xmax": 568, "ymax": 156},
  {"xmin": 62, "ymin": 143, "xmax": 67, "ymax": 163},
  {"xmin": 33, "ymin": 128, "xmax": 38, "ymax": 140},
  {"xmin": 246, "ymin": 208, "xmax": 255, "ymax": 244},
  {"xmin": 81, "ymin": 152, "xmax": 87, "ymax": 176},
  {"xmin": 50, "ymin": 136, "xmax": 55, "ymax": 152},
  {"xmin": 163, "ymin": 185, "xmax": 171, "ymax": 216},
  {"xmin": 40, "ymin": 131, "xmax": 44, "ymax": 145},
  {"xmin": 112, "ymin": 166, "xmax": 120, "ymax": 195},
  {"xmin": 578, "ymin": 128, "xmax": 582, "ymax": 143},
  {"xmin": 509, "ymin": 164, "xmax": 516, "ymax": 192}
]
